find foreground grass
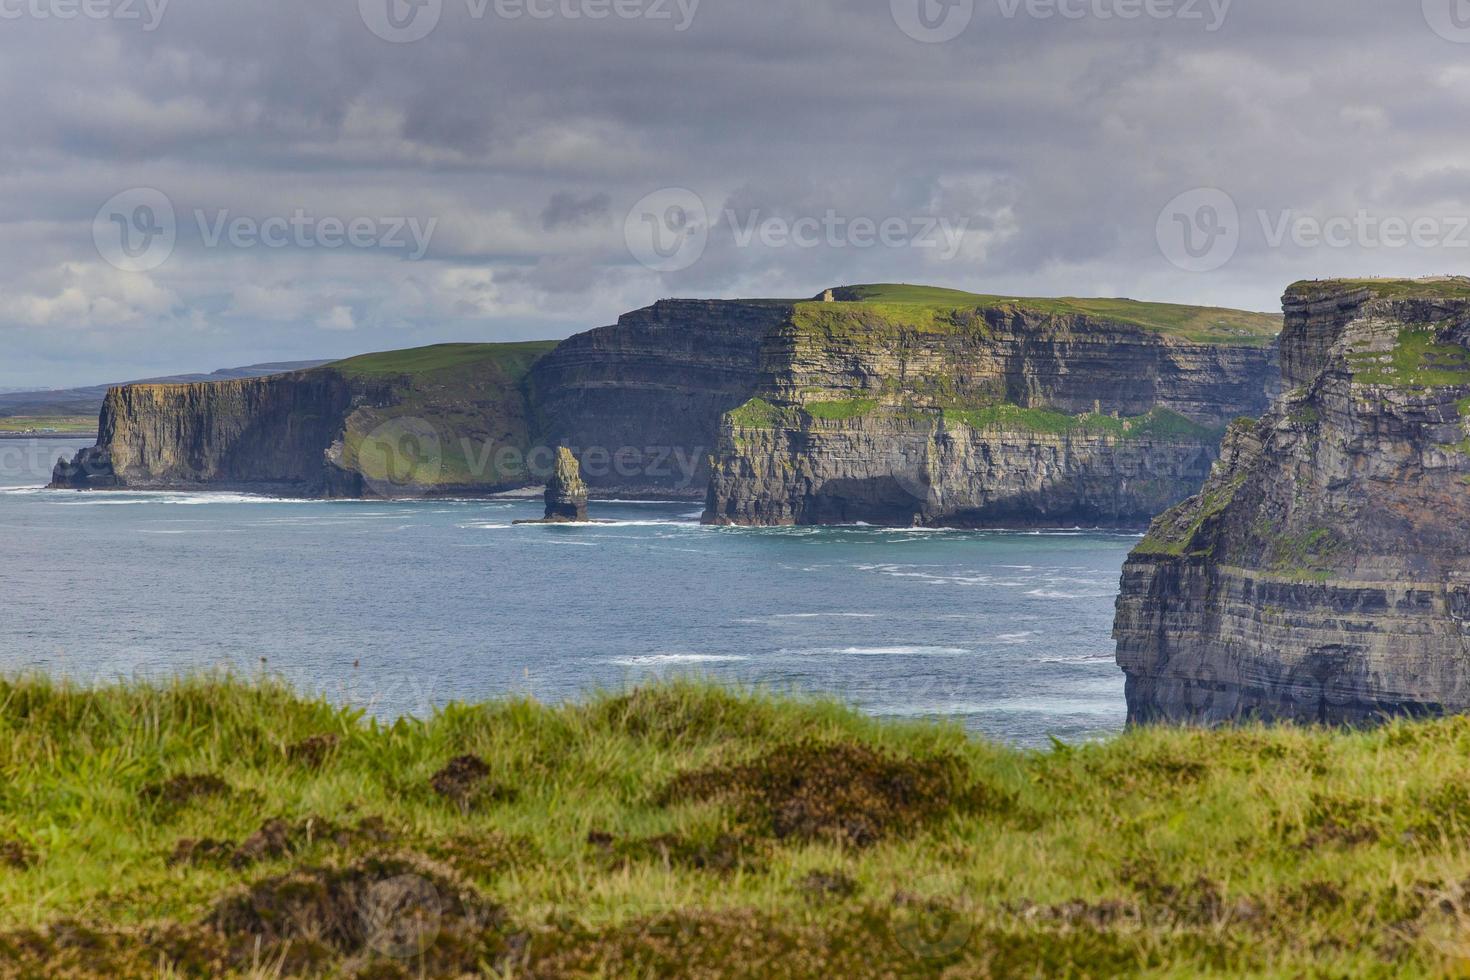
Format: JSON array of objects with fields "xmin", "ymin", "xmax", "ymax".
[{"xmin": 3, "ymin": 679, "xmax": 1470, "ymax": 977}]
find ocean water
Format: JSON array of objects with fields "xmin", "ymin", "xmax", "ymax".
[{"xmin": 1, "ymin": 438, "xmax": 1134, "ymax": 747}]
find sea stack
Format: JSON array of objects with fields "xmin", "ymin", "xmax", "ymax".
[
  {"xmin": 543, "ymin": 447, "xmax": 589, "ymax": 522},
  {"xmin": 1115, "ymin": 277, "xmax": 1470, "ymax": 727}
]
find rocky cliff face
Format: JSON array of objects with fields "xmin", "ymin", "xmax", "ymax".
[
  {"xmin": 50, "ymin": 343, "xmax": 554, "ymax": 497},
  {"xmin": 526, "ymin": 299, "xmax": 789, "ymax": 498},
  {"xmin": 50, "ymin": 286, "xmax": 1281, "ymax": 518},
  {"xmin": 1115, "ymin": 277, "xmax": 1470, "ymax": 725},
  {"xmin": 704, "ymin": 298, "xmax": 1280, "ymax": 527},
  {"xmin": 49, "ymin": 296, "xmax": 787, "ymax": 500}
]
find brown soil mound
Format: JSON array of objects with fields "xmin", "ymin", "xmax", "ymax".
[{"xmin": 661, "ymin": 740, "xmax": 985, "ymax": 848}]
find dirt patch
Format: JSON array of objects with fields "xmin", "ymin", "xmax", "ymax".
[
  {"xmin": 1117, "ymin": 862, "xmax": 1261, "ymax": 927},
  {"xmin": 287, "ymin": 733, "xmax": 343, "ymax": 769},
  {"xmin": 167, "ymin": 838, "xmax": 235, "ymax": 868},
  {"xmin": 586, "ymin": 829, "xmax": 762, "ymax": 875},
  {"xmin": 796, "ymin": 870, "xmax": 858, "ymax": 902},
  {"xmin": 0, "ymin": 920, "xmax": 235, "ymax": 978},
  {"xmin": 139, "ymin": 773, "xmax": 231, "ymax": 817},
  {"xmin": 169, "ymin": 815, "xmax": 396, "ymax": 869},
  {"xmin": 427, "ymin": 832, "xmax": 537, "ymax": 883},
  {"xmin": 0, "ymin": 839, "xmax": 36, "ymax": 870},
  {"xmin": 210, "ymin": 853, "xmax": 511, "ymax": 973},
  {"xmin": 660, "ymin": 740, "xmax": 986, "ymax": 848},
  {"xmin": 430, "ymin": 755, "xmax": 515, "ymax": 811},
  {"xmin": 518, "ymin": 906, "xmax": 1151, "ymax": 978}
]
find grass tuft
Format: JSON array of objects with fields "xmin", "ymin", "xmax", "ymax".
[{"xmin": 2, "ymin": 675, "xmax": 1470, "ymax": 975}]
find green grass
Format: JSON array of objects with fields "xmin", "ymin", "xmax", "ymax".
[
  {"xmin": 1347, "ymin": 326, "xmax": 1470, "ymax": 388},
  {"xmin": 804, "ymin": 399, "xmax": 880, "ymax": 421},
  {"xmin": 325, "ymin": 341, "xmax": 560, "ymax": 489},
  {"xmin": 944, "ymin": 405, "xmax": 1217, "ymax": 442},
  {"xmin": 725, "ymin": 397, "xmax": 790, "ymax": 429},
  {"xmin": 0, "ymin": 416, "xmax": 94, "ymax": 434},
  {"xmin": 5, "ymin": 676, "xmax": 1470, "ymax": 976},
  {"xmin": 1286, "ymin": 277, "xmax": 1470, "ymax": 302},
  {"xmin": 1135, "ymin": 467, "xmax": 1250, "ymax": 558},
  {"xmin": 329, "ymin": 341, "xmax": 558, "ymax": 380},
  {"xmin": 811, "ymin": 284, "xmax": 1282, "ymax": 346}
]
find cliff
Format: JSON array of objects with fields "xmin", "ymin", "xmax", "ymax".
[
  {"xmin": 703, "ymin": 286, "xmax": 1280, "ymax": 527},
  {"xmin": 1115, "ymin": 277, "xmax": 1470, "ymax": 725},
  {"xmin": 51, "ymin": 342, "xmax": 556, "ymax": 497},
  {"xmin": 53, "ymin": 300, "xmax": 788, "ymax": 500},
  {"xmin": 525, "ymin": 299, "xmax": 789, "ymax": 498},
  {"xmin": 51, "ymin": 285, "xmax": 1281, "ymax": 517}
]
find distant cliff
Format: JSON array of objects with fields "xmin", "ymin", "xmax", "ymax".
[
  {"xmin": 52, "ymin": 285, "xmax": 1281, "ymax": 517},
  {"xmin": 526, "ymin": 299, "xmax": 789, "ymax": 498},
  {"xmin": 52, "ymin": 343, "xmax": 555, "ymax": 497},
  {"xmin": 703, "ymin": 287, "xmax": 1280, "ymax": 527},
  {"xmin": 1115, "ymin": 277, "xmax": 1470, "ymax": 725}
]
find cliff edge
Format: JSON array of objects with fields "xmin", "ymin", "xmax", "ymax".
[
  {"xmin": 1115, "ymin": 277, "xmax": 1470, "ymax": 725},
  {"xmin": 703, "ymin": 285, "xmax": 1281, "ymax": 528}
]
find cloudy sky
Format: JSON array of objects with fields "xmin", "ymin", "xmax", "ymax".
[{"xmin": 3, "ymin": 0, "xmax": 1468, "ymax": 387}]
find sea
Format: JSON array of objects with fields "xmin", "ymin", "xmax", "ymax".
[{"xmin": 0, "ymin": 438, "xmax": 1135, "ymax": 748}]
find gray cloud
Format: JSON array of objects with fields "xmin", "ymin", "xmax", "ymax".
[{"xmin": 1, "ymin": 0, "xmax": 1468, "ymax": 385}]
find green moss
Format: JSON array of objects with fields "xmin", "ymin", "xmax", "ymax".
[
  {"xmin": 1134, "ymin": 471, "xmax": 1248, "ymax": 557},
  {"xmin": 1347, "ymin": 326, "xmax": 1470, "ymax": 388},
  {"xmin": 804, "ymin": 399, "xmax": 879, "ymax": 421},
  {"xmin": 1259, "ymin": 524, "xmax": 1344, "ymax": 581},
  {"xmin": 726, "ymin": 398, "xmax": 788, "ymax": 429},
  {"xmin": 1289, "ymin": 405, "xmax": 1322, "ymax": 426},
  {"xmin": 944, "ymin": 404, "xmax": 1217, "ymax": 442}
]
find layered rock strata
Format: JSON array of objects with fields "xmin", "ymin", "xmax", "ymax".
[
  {"xmin": 704, "ymin": 298, "xmax": 1280, "ymax": 527},
  {"xmin": 1115, "ymin": 277, "xmax": 1470, "ymax": 725}
]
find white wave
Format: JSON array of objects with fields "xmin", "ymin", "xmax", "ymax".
[
  {"xmin": 136, "ymin": 528, "xmax": 244, "ymax": 535},
  {"xmin": 786, "ymin": 645, "xmax": 971, "ymax": 657},
  {"xmin": 607, "ymin": 654, "xmax": 751, "ymax": 667},
  {"xmin": 993, "ymin": 631, "xmax": 1037, "ymax": 644},
  {"xmin": 1024, "ymin": 588, "xmax": 1114, "ymax": 600},
  {"xmin": 47, "ymin": 492, "xmax": 324, "ymax": 506}
]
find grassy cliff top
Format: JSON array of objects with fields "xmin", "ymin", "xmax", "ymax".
[
  {"xmin": 327, "ymin": 340, "xmax": 559, "ymax": 380},
  {"xmin": 7, "ymin": 675, "xmax": 1470, "ymax": 976},
  {"xmin": 804, "ymin": 284, "xmax": 1281, "ymax": 346},
  {"xmin": 1285, "ymin": 276, "xmax": 1470, "ymax": 302}
]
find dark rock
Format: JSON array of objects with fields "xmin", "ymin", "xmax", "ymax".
[
  {"xmin": 543, "ymin": 447, "xmax": 589, "ymax": 522},
  {"xmin": 703, "ymin": 304, "xmax": 1279, "ymax": 528},
  {"xmin": 1115, "ymin": 277, "xmax": 1470, "ymax": 725}
]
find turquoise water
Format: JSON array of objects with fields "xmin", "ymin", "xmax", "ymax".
[{"xmin": 1, "ymin": 439, "xmax": 1133, "ymax": 746}]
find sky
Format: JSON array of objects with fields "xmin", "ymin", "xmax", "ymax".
[{"xmin": 3, "ymin": 0, "xmax": 1470, "ymax": 388}]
